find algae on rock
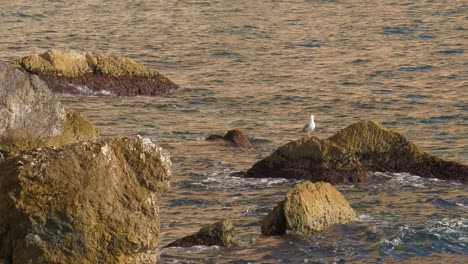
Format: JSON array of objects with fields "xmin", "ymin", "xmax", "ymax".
[
  {"xmin": 262, "ymin": 182, "xmax": 358, "ymax": 236},
  {"xmin": 247, "ymin": 121, "xmax": 467, "ymax": 183},
  {"xmin": 0, "ymin": 136, "xmax": 171, "ymax": 263},
  {"xmin": 12, "ymin": 50, "xmax": 180, "ymax": 96}
]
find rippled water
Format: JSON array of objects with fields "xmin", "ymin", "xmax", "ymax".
[{"xmin": 1, "ymin": 0, "xmax": 467, "ymax": 263}]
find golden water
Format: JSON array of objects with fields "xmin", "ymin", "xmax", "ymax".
[{"xmin": 1, "ymin": 0, "xmax": 467, "ymax": 263}]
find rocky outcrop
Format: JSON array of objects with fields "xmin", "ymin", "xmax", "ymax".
[
  {"xmin": 0, "ymin": 136, "xmax": 171, "ymax": 263},
  {"xmin": 206, "ymin": 129, "xmax": 251, "ymax": 148},
  {"xmin": 12, "ymin": 50, "xmax": 180, "ymax": 96},
  {"xmin": 164, "ymin": 219, "xmax": 237, "ymax": 248},
  {"xmin": 262, "ymin": 182, "xmax": 358, "ymax": 236},
  {"xmin": 0, "ymin": 63, "xmax": 99, "ymax": 152},
  {"xmin": 246, "ymin": 121, "xmax": 467, "ymax": 183}
]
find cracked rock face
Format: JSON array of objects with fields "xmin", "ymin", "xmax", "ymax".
[
  {"xmin": 0, "ymin": 136, "xmax": 171, "ymax": 263},
  {"xmin": 261, "ymin": 181, "xmax": 358, "ymax": 236},
  {"xmin": 12, "ymin": 50, "xmax": 180, "ymax": 96}
]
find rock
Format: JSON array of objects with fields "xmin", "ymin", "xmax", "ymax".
[
  {"xmin": 246, "ymin": 135, "xmax": 366, "ymax": 184},
  {"xmin": 246, "ymin": 121, "xmax": 467, "ymax": 183},
  {"xmin": 164, "ymin": 219, "xmax": 237, "ymax": 248},
  {"xmin": 0, "ymin": 63, "xmax": 99, "ymax": 152},
  {"xmin": 206, "ymin": 129, "xmax": 251, "ymax": 148},
  {"xmin": 261, "ymin": 182, "xmax": 358, "ymax": 236},
  {"xmin": 12, "ymin": 50, "xmax": 180, "ymax": 96},
  {"xmin": 0, "ymin": 136, "xmax": 171, "ymax": 263},
  {"xmin": 328, "ymin": 121, "xmax": 467, "ymax": 182}
]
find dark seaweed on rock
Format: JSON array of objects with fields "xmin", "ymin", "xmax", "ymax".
[
  {"xmin": 246, "ymin": 121, "xmax": 467, "ymax": 183},
  {"xmin": 12, "ymin": 50, "xmax": 179, "ymax": 96}
]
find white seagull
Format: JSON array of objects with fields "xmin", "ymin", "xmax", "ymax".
[{"xmin": 302, "ymin": 114, "xmax": 315, "ymax": 136}]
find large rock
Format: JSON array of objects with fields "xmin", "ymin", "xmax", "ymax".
[
  {"xmin": 164, "ymin": 219, "xmax": 237, "ymax": 248},
  {"xmin": 0, "ymin": 63, "xmax": 99, "ymax": 152},
  {"xmin": 12, "ymin": 50, "xmax": 180, "ymax": 96},
  {"xmin": 0, "ymin": 136, "xmax": 171, "ymax": 263},
  {"xmin": 261, "ymin": 181, "xmax": 358, "ymax": 236},
  {"xmin": 246, "ymin": 121, "xmax": 467, "ymax": 183}
]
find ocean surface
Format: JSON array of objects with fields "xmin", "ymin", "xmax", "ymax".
[{"xmin": 1, "ymin": 0, "xmax": 467, "ymax": 263}]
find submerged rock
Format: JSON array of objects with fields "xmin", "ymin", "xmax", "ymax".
[
  {"xmin": 0, "ymin": 63, "xmax": 99, "ymax": 152},
  {"xmin": 262, "ymin": 182, "xmax": 358, "ymax": 236},
  {"xmin": 164, "ymin": 219, "xmax": 237, "ymax": 248},
  {"xmin": 12, "ymin": 50, "xmax": 180, "ymax": 96},
  {"xmin": 246, "ymin": 121, "xmax": 467, "ymax": 183},
  {"xmin": 0, "ymin": 136, "xmax": 171, "ymax": 263},
  {"xmin": 206, "ymin": 129, "xmax": 251, "ymax": 148}
]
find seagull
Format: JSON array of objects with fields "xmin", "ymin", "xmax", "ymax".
[{"xmin": 302, "ymin": 114, "xmax": 315, "ymax": 136}]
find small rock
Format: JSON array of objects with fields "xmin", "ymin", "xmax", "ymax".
[
  {"xmin": 262, "ymin": 181, "xmax": 358, "ymax": 236},
  {"xmin": 164, "ymin": 219, "xmax": 237, "ymax": 248},
  {"xmin": 206, "ymin": 129, "xmax": 251, "ymax": 148}
]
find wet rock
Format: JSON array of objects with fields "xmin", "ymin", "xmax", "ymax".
[
  {"xmin": 328, "ymin": 121, "xmax": 468, "ymax": 182},
  {"xmin": 12, "ymin": 49, "xmax": 180, "ymax": 96},
  {"xmin": 164, "ymin": 219, "xmax": 237, "ymax": 248},
  {"xmin": 246, "ymin": 135, "xmax": 366, "ymax": 184},
  {"xmin": 246, "ymin": 121, "xmax": 467, "ymax": 183},
  {"xmin": 262, "ymin": 182, "xmax": 358, "ymax": 236},
  {"xmin": 0, "ymin": 63, "xmax": 99, "ymax": 151},
  {"xmin": 206, "ymin": 129, "xmax": 251, "ymax": 148},
  {"xmin": 0, "ymin": 136, "xmax": 171, "ymax": 263}
]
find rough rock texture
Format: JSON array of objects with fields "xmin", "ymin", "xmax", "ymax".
[
  {"xmin": 247, "ymin": 121, "xmax": 467, "ymax": 183},
  {"xmin": 246, "ymin": 135, "xmax": 366, "ymax": 184},
  {"xmin": 0, "ymin": 136, "xmax": 171, "ymax": 263},
  {"xmin": 0, "ymin": 63, "xmax": 99, "ymax": 152},
  {"xmin": 12, "ymin": 50, "xmax": 180, "ymax": 96},
  {"xmin": 328, "ymin": 121, "xmax": 467, "ymax": 181},
  {"xmin": 164, "ymin": 219, "xmax": 237, "ymax": 248},
  {"xmin": 206, "ymin": 129, "xmax": 252, "ymax": 148},
  {"xmin": 262, "ymin": 182, "xmax": 358, "ymax": 236}
]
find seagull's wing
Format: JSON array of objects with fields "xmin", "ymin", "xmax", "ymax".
[{"xmin": 301, "ymin": 123, "xmax": 309, "ymax": 132}]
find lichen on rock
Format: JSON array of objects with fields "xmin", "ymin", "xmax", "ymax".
[
  {"xmin": 0, "ymin": 136, "xmax": 171, "ymax": 263},
  {"xmin": 12, "ymin": 50, "xmax": 180, "ymax": 96},
  {"xmin": 246, "ymin": 121, "xmax": 467, "ymax": 183},
  {"xmin": 262, "ymin": 181, "xmax": 358, "ymax": 236},
  {"xmin": 164, "ymin": 219, "xmax": 237, "ymax": 248}
]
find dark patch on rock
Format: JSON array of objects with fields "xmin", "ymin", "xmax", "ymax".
[
  {"xmin": 12, "ymin": 50, "xmax": 180, "ymax": 96},
  {"xmin": 164, "ymin": 219, "xmax": 237, "ymax": 248},
  {"xmin": 35, "ymin": 73, "xmax": 178, "ymax": 96},
  {"xmin": 206, "ymin": 129, "xmax": 251, "ymax": 148},
  {"xmin": 0, "ymin": 136, "xmax": 171, "ymax": 263},
  {"xmin": 261, "ymin": 201, "xmax": 287, "ymax": 236},
  {"xmin": 246, "ymin": 121, "xmax": 467, "ymax": 183}
]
